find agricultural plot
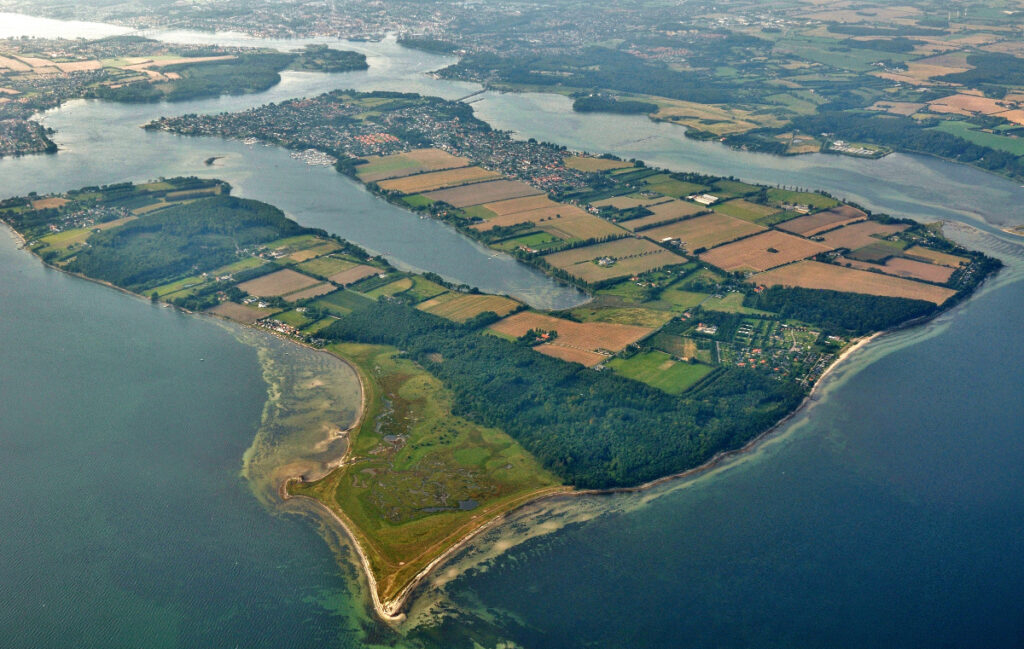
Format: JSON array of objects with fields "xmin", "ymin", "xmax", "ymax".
[
  {"xmin": 30, "ymin": 197, "xmax": 68, "ymax": 210},
  {"xmin": 482, "ymin": 194, "xmax": 554, "ymax": 216},
  {"xmin": 621, "ymin": 199, "xmax": 706, "ymax": 231},
  {"xmin": 314, "ymin": 289, "xmax": 373, "ymax": 315},
  {"xmin": 536, "ymin": 211, "xmax": 625, "ymax": 241},
  {"xmin": 713, "ymin": 199, "xmax": 780, "ymax": 222},
  {"xmin": 818, "ymin": 221, "xmax": 909, "ymax": 250},
  {"xmin": 364, "ymin": 277, "xmax": 414, "ymax": 299},
  {"xmin": 489, "ymin": 311, "xmax": 654, "ymax": 367},
  {"xmin": 327, "ymin": 264, "xmax": 381, "ymax": 287},
  {"xmin": 642, "ymin": 213, "xmax": 765, "ymax": 251},
  {"xmin": 878, "ymin": 257, "xmax": 955, "ymax": 284},
  {"xmin": 376, "ymin": 166, "xmax": 499, "ymax": 194},
  {"xmin": 417, "ymin": 293, "xmax": 520, "ymax": 322},
  {"xmin": 297, "ymin": 255, "xmax": 358, "ymax": 278},
  {"xmin": 534, "ymin": 345, "xmax": 608, "ymax": 367},
  {"xmin": 904, "ymin": 246, "xmax": 968, "ymax": 267},
  {"xmin": 237, "ymin": 268, "xmax": 320, "ymax": 297},
  {"xmin": 206, "ymin": 302, "xmax": 278, "ymax": 324},
  {"xmin": 779, "ymin": 206, "xmax": 867, "ymax": 237},
  {"xmin": 927, "ymin": 93, "xmax": 1010, "ymax": 117},
  {"xmin": 402, "ymin": 276, "xmax": 449, "ymax": 303},
  {"xmin": 286, "ymin": 282, "xmax": 340, "ymax": 302},
  {"xmin": 355, "ymin": 148, "xmax": 470, "ymax": 182},
  {"xmin": 563, "ymin": 156, "xmax": 633, "ymax": 172},
  {"xmin": 592, "ymin": 195, "xmax": 660, "ymax": 210},
  {"xmin": 543, "ymin": 237, "xmax": 686, "ymax": 283},
  {"xmin": 712, "ymin": 180, "xmax": 760, "ymax": 198},
  {"xmin": 644, "ymin": 177, "xmax": 708, "ymax": 199},
  {"xmin": 607, "ymin": 351, "xmax": 712, "ymax": 395},
  {"xmin": 752, "ymin": 261, "xmax": 956, "ymax": 305},
  {"xmin": 845, "ymin": 240, "xmax": 906, "ymax": 262},
  {"xmin": 570, "ymin": 306, "xmax": 674, "ymax": 329},
  {"xmin": 423, "ymin": 179, "xmax": 542, "ymax": 208},
  {"xmin": 700, "ymin": 230, "xmax": 831, "ymax": 272},
  {"xmin": 287, "ymin": 240, "xmax": 341, "ymax": 262},
  {"xmin": 765, "ymin": 189, "xmax": 839, "ymax": 210}
]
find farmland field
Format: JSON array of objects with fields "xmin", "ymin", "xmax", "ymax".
[
  {"xmin": 423, "ymin": 179, "xmax": 542, "ymax": 207},
  {"xmin": 482, "ymin": 194, "xmax": 554, "ymax": 216},
  {"xmin": 327, "ymin": 264, "xmax": 380, "ymax": 286},
  {"xmin": 418, "ymin": 293, "xmax": 521, "ymax": 321},
  {"xmin": 543, "ymin": 237, "xmax": 686, "ymax": 283},
  {"xmin": 237, "ymin": 268, "xmax": 321, "ymax": 297},
  {"xmin": 765, "ymin": 188, "xmax": 839, "ymax": 210},
  {"xmin": 752, "ymin": 261, "xmax": 956, "ymax": 305},
  {"xmin": 621, "ymin": 200, "xmax": 706, "ymax": 231},
  {"xmin": 536, "ymin": 211, "xmax": 626, "ymax": 240},
  {"xmin": 283, "ymin": 282, "xmax": 336, "ymax": 302},
  {"xmin": 779, "ymin": 208, "xmax": 866, "ymax": 237},
  {"xmin": 569, "ymin": 306, "xmax": 675, "ymax": 328},
  {"xmin": 644, "ymin": 177, "xmax": 708, "ymax": 199},
  {"xmin": 713, "ymin": 199, "xmax": 780, "ymax": 222},
  {"xmin": 364, "ymin": 277, "xmax": 414, "ymax": 299},
  {"xmin": 642, "ymin": 213, "xmax": 765, "ymax": 251},
  {"xmin": 297, "ymin": 255, "xmax": 357, "ymax": 278},
  {"xmin": 879, "ymin": 257, "xmax": 955, "ymax": 284},
  {"xmin": 355, "ymin": 148, "xmax": 470, "ymax": 182},
  {"xmin": 818, "ymin": 221, "xmax": 909, "ymax": 250},
  {"xmin": 489, "ymin": 311, "xmax": 653, "ymax": 365},
  {"xmin": 376, "ymin": 166, "xmax": 500, "ymax": 194},
  {"xmin": 314, "ymin": 289, "xmax": 373, "ymax": 315},
  {"xmin": 700, "ymin": 230, "xmax": 831, "ymax": 272},
  {"xmin": 607, "ymin": 351, "xmax": 713, "ymax": 395},
  {"xmin": 904, "ymin": 246, "xmax": 969, "ymax": 267}
]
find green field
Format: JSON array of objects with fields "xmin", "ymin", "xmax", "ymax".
[
  {"xmin": 712, "ymin": 179, "xmax": 761, "ymax": 197},
  {"xmin": 701, "ymin": 292, "xmax": 775, "ymax": 315},
  {"xmin": 289, "ymin": 342, "xmax": 563, "ymax": 606},
  {"xmin": 492, "ymin": 231, "xmax": 563, "ymax": 252},
  {"xmin": 765, "ymin": 189, "xmax": 839, "ymax": 210},
  {"xmin": 402, "ymin": 194, "xmax": 435, "ymax": 208},
  {"xmin": 569, "ymin": 306, "xmax": 674, "ymax": 328},
  {"xmin": 645, "ymin": 177, "xmax": 708, "ymax": 198},
  {"xmin": 930, "ymin": 120, "xmax": 1024, "ymax": 156},
  {"xmin": 314, "ymin": 289, "xmax": 373, "ymax": 315},
  {"xmin": 607, "ymin": 351, "xmax": 713, "ymax": 395},
  {"xmin": 297, "ymin": 255, "xmax": 357, "ymax": 278},
  {"xmin": 273, "ymin": 309, "xmax": 313, "ymax": 328}
]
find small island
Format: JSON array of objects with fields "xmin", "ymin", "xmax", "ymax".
[{"xmin": 1, "ymin": 98, "xmax": 999, "ymax": 619}]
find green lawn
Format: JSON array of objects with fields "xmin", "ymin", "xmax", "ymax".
[
  {"xmin": 765, "ymin": 188, "xmax": 839, "ymax": 210},
  {"xmin": 702, "ymin": 292, "xmax": 775, "ymax": 315},
  {"xmin": 608, "ymin": 351, "xmax": 713, "ymax": 395}
]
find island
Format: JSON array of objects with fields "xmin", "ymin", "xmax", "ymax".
[
  {"xmin": 0, "ymin": 103, "xmax": 999, "ymax": 619},
  {"xmin": 0, "ymin": 36, "xmax": 367, "ymax": 157}
]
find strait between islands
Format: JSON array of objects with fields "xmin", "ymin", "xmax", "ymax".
[{"xmin": 1, "ymin": 132, "xmax": 1000, "ymax": 621}]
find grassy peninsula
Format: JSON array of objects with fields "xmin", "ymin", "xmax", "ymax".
[{"xmin": 1, "ymin": 156, "xmax": 998, "ymax": 619}]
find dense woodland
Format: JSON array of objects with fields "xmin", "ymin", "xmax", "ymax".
[
  {"xmin": 322, "ymin": 300, "xmax": 805, "ymax": 489},
  {"xmin": 67, "ymin": 195, "xmax": 306, "ymax": 290},
  {"xmin": 743, "ymin": 287, "xmax": 937, "ymax": 335}
]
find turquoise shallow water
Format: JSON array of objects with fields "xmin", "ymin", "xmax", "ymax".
[{"xmin": 1, "ymin": 12, "xmax": 1023, "ymax": 647}]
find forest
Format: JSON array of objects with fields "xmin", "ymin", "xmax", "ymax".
[
  {"xmin": 743, "ymin": 286, "xmax": 937, "ymax": 335},
  {"xmin": 321, "ymin": 300, "xmax": 805, "ymax": 489},
  {"xmin": 67, "ymin": 195, "xmax": 307, "ymax": 291}
]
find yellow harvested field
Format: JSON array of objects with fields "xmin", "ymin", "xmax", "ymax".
[
  {"xmin": 537, "ymin": 212, "xmax": 626, "ymax": 240},
  {"xmin": 483, "ymin": 194, "xmax": 555, "ymax": 216},
  {"xmin": 31, "ymin": 197, "xmax": 69, "ymax": 209},
  {"xmin": 593, "ymin": 196, "xmax": 652, "ymax": 210},
  {"xmin": 489, "ymin": 311, "xmax": 653, "ymax": 366},
  {"xmin": 752, "ymin": 261, "xmax": 956, "ymax": 305},
  {"xmin": 285, "ymin": 283, "xmax": 337, "ymax": 302},
  {"xmin": 376, "ymin": 166, "xmax": 500, "ymax": 194},
  {"xmin": 206, "ymin": 302, "xmax": 278, "ymax": 324},
  {"xmin": 928, "ymin": 93, "xmax": 1011, "ymax": 116},
  {"xmin": 996, "ymin": 109, "xmax": 1024, "ymax": 126},
  {"xmin": 148, "ymin": 55, "xmax": 236, "ymax": 68},
  {"xmin": 0, "ymin": 55, "xmax": 31, "ymax": 71},
  {"xmin": 536, "ymin": 344, "xmax": 608, "ymax": 367},
  {"xmin": 642, "ymin": 213, "xmax": 765, "ymax": 251},
  {"xmin": 779, "ymin": 208, "xmax": 866, "ymax": 237},
  {"xmin": 563, "ymin": 156, "xmax": 633, "ymax": 172},
  {"xmin": 417, "ymin": 293, "xmax": 520, "ymax": 322},
  {"xmin": 651, "ymin": 99, "xmax": 767, "ymax": 135},
  {"xmin": 903, "ymin": 246, "xmax": 968, "ymax": 267},
  {"xmin": 237, "ymin": 269, "xmax": 321, "ymax": 297},
  {"xmin": 54, "ymin": 60, "xmax": 103, "ymax": 72},
  {"xmin": 701, "ymin": 230, "xmax": 831, "ymax": 272},
  {"xmin": 621, "ymin": 200, "xmax": 706, "ymax": 231},
  {"xmin": 424, "ymin": 179, "xmax": 542, "ymax": 208},
  {"xmin": 543, "ymin": 237, "xmax": 686, "ymax": 283},
  {"xmin": 327, "ymin": 264, "xmax": 381, "ymax": 286},
  {"xmin": 818, "ymin": 221, "xmax": 909, "ymax": 250},
  {"xmin": 868, "ymin": 101, "xmax": 926, "ymax": 116},
  {"xmin": 356, "ymin": 148, "xmax": 471, "ymax": 182},
  {"xmin": 882, "ymin": 257, "xmax": 955, "ymax": 283}
]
